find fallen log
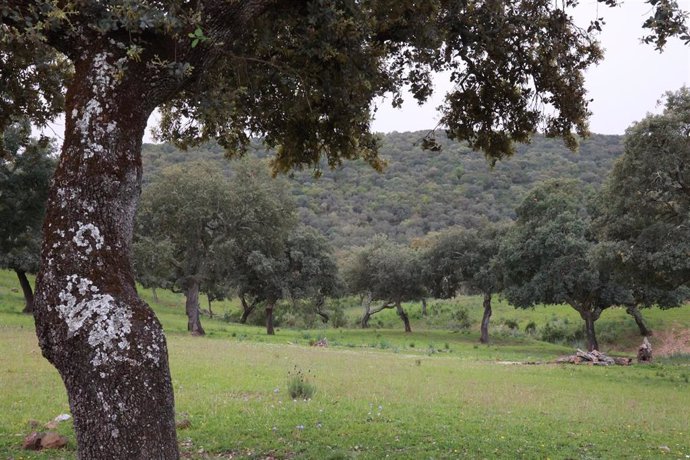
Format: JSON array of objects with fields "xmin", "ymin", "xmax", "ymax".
[{"xmin": 555, "ymin": 349, "xmax": 632, "ymax": 366}]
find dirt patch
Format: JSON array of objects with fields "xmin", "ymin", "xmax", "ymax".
[{"xmin": 653, "ymin": 326, "xmax": 690, "ymax": 357}]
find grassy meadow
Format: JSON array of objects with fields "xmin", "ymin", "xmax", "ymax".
[{"xmin": 1, "ymin": 269, "xmax": 689, "ymax": 459}]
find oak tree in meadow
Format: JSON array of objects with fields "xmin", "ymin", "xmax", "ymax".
[{"xmin": 2, "ymin": 0, "xmax": 687, "ymax": 456}]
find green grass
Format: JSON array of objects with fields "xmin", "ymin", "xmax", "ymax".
[{"xmin": 1, "ymin": 270, "xmax": 689, "ymax": 459}]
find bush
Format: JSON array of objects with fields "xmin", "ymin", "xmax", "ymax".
[
  {"xmin": 330, "ymin": 302, "xmax": 348, "ymax": 328},
  {"xmin": 287, "ymin": 366, "xmax": 316, "ymax": 400},
  {"xmin": 539, "ymin": 318, "xmax": 583, "ymax": 345},
  {"xmin": 524, "ymin": 321, "xmax": 537, "ymax": 336},
  {"xmin": 501, "ymin": 318, "xmax": 519, "ymax": 330},
  {"xmin": 450, "ymin": 307, "xmax": 473, "ymax": 331}
]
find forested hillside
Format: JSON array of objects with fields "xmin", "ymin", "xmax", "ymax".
[{"xmin": 142, "ymin": 131, "xmax": 623, "ymax": 248}]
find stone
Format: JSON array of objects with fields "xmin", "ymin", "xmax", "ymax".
[
  {"xmin": 176, "ymin": 418, "xmax": 192, "ymax": 430},
  {"xmin": 22, "ymin": 432, "xmax": 43, "ymax": 450},
  {"xmin": 40, "ymin": 431, "xmax": 68, "ymax": 449},
  {"xmin": 44, "ymin": 421, "xmax": 58, "ymax": 430}
]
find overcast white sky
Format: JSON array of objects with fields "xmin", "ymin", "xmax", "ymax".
[
  {"xmin": 370, "ymin": 1, "xmax": 690, "ymax": 135},
  {"xmin": 39, "ymin": 1, "xmax": 689, "ymax": 143}
]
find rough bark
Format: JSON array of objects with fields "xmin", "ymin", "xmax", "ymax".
[
  {"xmin": 480, "ymin": 292, "xmax": 492, "ymax": 344},
  {"xmin": 239, "ymin": 295, "xmax": 256, "ymax": 324},
  {"xmin": 184, "ymin": 279, "xmax": 205, "ymax": 336},
  {"xmin": 32, "ymin": 50, "xmax": 178, "ymax": 459},
  {"xmin": 360, "ymin": 292, "xmax": 373, "ymax": 328},
  {"xmin": 626, "ymin": 304, "xmax": 652, "ymax": 336},
  {"xmin": 266, "ymin": 301, "xmax": 275, "ymax": 335},
  {"xmin": 396, "ymin": 301, "xmax": 412, "ymax": 333},
  {"xmin": 16, "ymin": 269, "xmax": 35, "ymax": 314},
  {"xmin": 579, "ymin": 309, "xmax": 600, "ymax": 352},
  {"xmin": 314, "ymin": 296, "xmax": 329, "ymax": 323}
]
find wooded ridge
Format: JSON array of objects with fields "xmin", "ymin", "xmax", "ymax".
[{"xmin": 142, "ymin": 131, "xmax": 623, "ymax": 249}]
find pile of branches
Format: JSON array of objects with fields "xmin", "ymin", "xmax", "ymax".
[{"xmin": 555, "ymin": 349, "xmax": 632, "ymax": 366}]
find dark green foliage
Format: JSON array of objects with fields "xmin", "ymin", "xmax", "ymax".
[
  {"xmin": 499, "ymin": 179, "xmax": 630, "ymax": 351},
  {"xmin": 131, "ymin": 236, "xmax": 176, "ymax": 295},
  {"xmin": 450, "ymin": 307, "xmax": 473, "ymax": 331},
  {"xmin": 422, "ymin": 222, "xmax": 505, "ymax": 298},
  {"xmin": 0, "ymin": 120, "xmax": 55, "ymax": 275},
  {"xmin": 0, "ymin": 35, "xmax": 70, "ymax": 158},
  {"xmin": 135, "ymin": 162, "xmax": 236, "ymax": 295},
  {"xmin": 142, "ymin": 132, "xmax": 624, "ymax": 249},
  {"xmin": 284, "ymin": 226, "xmax": 343, "ymax": 304},
  {"xmin": 594, "ymin": 88, "xmax": 690, "ymax": 306},
  {"xmin": 344, "ymin": 236, "xmax": 426, "ymax": 304}
]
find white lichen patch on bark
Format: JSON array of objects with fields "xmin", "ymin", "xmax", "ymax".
[
  {"xmin": 74, "ymin": 52, "xmax": 118, "ymax": 159},
  {"xmin": 56, "ymin": 275, "xmax": 133, "ymax": 367},
  {"xmin": 72, "ymin": 221, "xmax": 104, "ymax": 255}
]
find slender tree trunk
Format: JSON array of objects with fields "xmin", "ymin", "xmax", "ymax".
[
  {"xmin": 207, "ymin": 296, "xmax": 214, "ymax": 319},
  {"xmin": 361, "ymin": 292, "xmax": 372, "ymax": 328},
  {"xmin": 421, "ymin": 298, "xmax": 427, "ymax": 317},
  {"xmin": 314, "ymin": 295, "xmax": 329, "ymax": 323},
  {"xmin": 266, "ymin": 301, "xmax": 275, "ymax": 335},
  {"xmin": 185, "ymin": 279, "xmax": 205, "ymax": 336},
  {"xmin": 151, "ymin": 287, "xmax": 159, "ymax": 303},
  {"xmin": 239, "ymin": 295, "xmax": 255, "ymax": 324},
  {"xmin": 396, "ymin": 301, "xmax": 412, "ymax": 333},
  {"xmin": 580, "ymin": 310, "xmax": 599, "ymax": 352},
  {"xmin": 16, "ymin": 269, "xmax": 34, "ymax": 314},
  {"xmin": 33, "ymin": 50, "xmax": 178, "ymax": 459},
  {"xmin": 626, "ymin": 304, "xmax": 652, "ymax": 336},
  {"xmin": 480, "ymin": 292, "xmax": 492, "ymax": 344}
]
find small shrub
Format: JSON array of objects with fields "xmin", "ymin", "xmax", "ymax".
[
  {"xmin": 524, "ymin": 321, "xmax": 537, "ymax": 335},
  {"xmin": 330, "ymin": 304, "xmax": 348, "ymax": 328},
  {"xmin": 287, "ymin": 366, "xmax": 316, "ymax": 400},
  {"xmin": 539, "ymin": 318, "xmax": 583, "ymax": 345},
  {"xmin": 451, "ymin": 307, "xmax": 473, "ymax": 330},
  {"xmin": 502, "ymin": 318, "xmax": 519, "ymax": 330}
]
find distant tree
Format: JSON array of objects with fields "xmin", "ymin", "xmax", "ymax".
[
  {"xmin": 222, "ymin": 160, "xmax": 297, "ymax": 334},
  {"xmin": 131, "ymin": 236, "xmax": 176, "ymax": 304},
  {"xmin": 0, "ymin": 120, "xmax": 55, "ymax": 313},
  {"xmin": 592, "ymin": 88, "xmax": 690, "ymax": 336},
  {"xmin": 499, "ymin": 180, "xmax": 629, "ymax": 351},
  {"xmin": 283, "ymin": 226, "xmax": 343, "ymax": 323},
  {"xmin": 136, "ymin": 162, "xmax": 234, "ymax": 335},
  {"xmin": 423, "ymin": 223, "xmax": 506, "ymax": 343},
  {"xmin": 345, "ymin": 237, "xmax": 425, "ymax": 332}
]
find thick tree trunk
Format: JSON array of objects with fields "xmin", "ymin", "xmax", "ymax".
[
  {"xmin": 239, "ymin": 295, "xmax": 256, "ymax": 324},
  {"xmin": 266, "ymin": 301, "xmax": 275, "ymax": 335},
  {"xmin": 361, "ymin": 292, "xmax": 372, "ymax": 328},
  {"xmin": 396, "ymin": 301, "xmax": 412, "ymax": 333},
  {"xmin": 185, "ymin": 279, "xmax": 205, "ymax": 336},
  {"xmin": 479, "ymin": 292, "xmax": 492, "ymax": 344},
  {"xmin": 151, "ymin": 287, "xmax": 159, "ymax": 303},
  {"xmin": 421, "ymin": 298, "xmax": 427, "ymax": 317},
  {"xmin": 626, "ymin": 304, "xmax": 652, "ymax": 336},
  {"xmin": 32, "ymin": 50, "xmax": 178, "ymax": 459},
  {"xmin": 16, "ymin": 269, "xmax": 34, "ymax": 314}
]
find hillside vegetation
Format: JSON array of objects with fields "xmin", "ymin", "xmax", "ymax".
[{"xmin": 142, "ymin": 132, "xmax": 623, "ymax": 248}]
